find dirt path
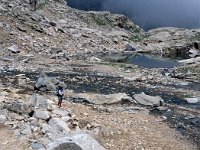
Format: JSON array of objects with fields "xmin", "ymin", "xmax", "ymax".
[
  {"xmin": 0, "ymin": 124, "xmax": 29, "ymax": 150},
  {"xmin": 62, "ymin": 101, "xmax": 198, "ymax": 150}
]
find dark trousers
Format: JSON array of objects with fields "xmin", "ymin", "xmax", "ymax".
[{"xmin": 57, "ymin": 96, "xmax": 63, "ymax": 107}]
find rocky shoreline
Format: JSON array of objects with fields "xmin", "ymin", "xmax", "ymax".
[{"xmin": 0, "ymin": 0, "xmax": 200, "ymax": 150}]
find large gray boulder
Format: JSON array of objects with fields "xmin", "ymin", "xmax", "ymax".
[
  {"xmin": 33, "ymin": 109, "xmax": 50, "ymax": 120},
  {"xmin": 7, "ymin": 45, "xmax": 20, "ymax": 53},
  {"xmin": 20, "ymin": 125, "xmax": 32, "ymax": 136},
  {"xmin": 185, "ymin": 97, "xmax": 200, "ymax": 104},
  {"xmin": 29, "ymin": 93, "xmax": 48, "ymax": 109},
  {"xmin": 133, "ymin": 92, "xmax": 164, "ymax": 107},
  {"xmin": 46, "ymin": 133, "xmax": 105, "ymax": 150},
  {"xmin": 73, "ymin": 93, "xmax": 133, "ymax": 105},
  {"xmin": 49, "ymin": 118, "xmax": 71, "ymax": 132},
  {"xmin": 52, "ymin": 109, "xmax": 71, "ymax": 118},
  {"xmin": 41, "ymin": 123, "xmax": 65, "ymax": 139},
  {"xmin": 35, "ymin": 73, "xmax": 66, "ymax": 91},
  {"xmin": 3, "ymin": 100, "xmax": 25, "ymax": 114}
]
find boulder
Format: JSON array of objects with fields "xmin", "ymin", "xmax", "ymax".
[
  {"xmin": 73, "ymin": 93, "xmax": 133, "ymax": 105},
  {"xmin": 46, "ymin": 133, "xmax": 105, "ymax": 150},
  {"xmin": 52, "ymin": 109, "xmax": 71, "ymax": 117},
  {"xmin": 29, "ymin": 93, "xmax": 48, "ymax": 109},
  {"xmin": 0, "ymin": 110, "xmax": 8, "ymax": 123},
  {"xmin": 49, "ymin": 118, "xmax": 71, "ymax": 132},
  {"xmin": 178, "ymin": 57, "xmax": 200, "ymax": 64},
  {"xmin": 3, "ymin": 100, "xmax": 25, "ymax": 114},
  {"xmin": 133, "ymin": 92, "xmax": 164, "ymax": 107},
  {"xmin": 35, "ymin": 73, "xmax": 66, "ymax": 91},
  {"xmin": 31, "ymin": 143, "xmax": 45, "ymax": 150},
  {"xmin": 7, "ymin": 45, "xmax": 20, "ymax": 53},
  {"xmin": 188, "ymin": 49, "xmax": 199, "ymax": 58},
  {"xmin": 0, "ymin": 115, "xmax": 6, "ymax": 123},
  {"xmin": 0, "ymin": 22, "xmax": 3, "ymax": 28},
  {"xmin": 33, "ymin": 109, "xmax": 50, "ymax": 120},
  {"xmin": 125, "ymin": 43, "xmax": 137, "ymax": 51},
  {"xmin": 185, "ymin": 97, "xmax": 200, "ymax": 104},
  {"xmin": 20, "ymin": 125, "xmax": 32, "ymax": 136},
  {"xmin": 41, "ymin": 123, "xmax": 63, "ymax": 138},
  {"xmin": 89, "ymin": 57, "xmax": 101, "ymax": 62}
]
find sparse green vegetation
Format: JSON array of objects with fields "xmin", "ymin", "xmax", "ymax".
[
  {"xmin": 94, "ymin": 17, "xmax": 108, "ymax": 26},
  {"xmin": 129, "ymin": 34, "xmax": 148, "ymax": 42},
  {"xmin": 191, "ymin": 33, "xmax": 200, "ymax": 42},
  {"xmin": 178, "ymin": 65, "xmax": 200, "ymax": 81}
]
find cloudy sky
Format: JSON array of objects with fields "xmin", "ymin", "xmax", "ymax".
[{"xmin": 67, "ymin": 0, "xmax": 200, "ymax": 30}]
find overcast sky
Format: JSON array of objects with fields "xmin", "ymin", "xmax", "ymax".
[{"xmin": 67, "ymin": 0, "xmax": 200, "ymax": 30}]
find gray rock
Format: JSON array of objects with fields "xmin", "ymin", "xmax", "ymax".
[
  {"xmin": 33, "ymin": 109, "xmax": 50, "ymax": 120},
  {"xmin": 48, "ymin": 142, "xmax": 82, "ymax": 150},
  {"xmin": 73, "ymin": 93, "xmax": 133, "ymax": 105},
  {"xmin": 3, "ymin": 100, "xmax": 25, "ymax": 114},
  {"xmin": 61, "ymin": 116, "xmax": 71, "ymax": 122},
  {"xmin": 35, "ymin": 73, "xmax": 66, "ymax": 91},
  {"xmin": 49, "ymin": 118, "xmax": 71, "ymax": 132},
  {"xmin": 41, "ymin": 123, "xmax": 65, "ymax": 139},
  {"xmin": 89, "ymin": 57, "xmax": 101, "ymax": 62},
  {"xmin": 0, "ymin": 22, "xmax": 3, "ymax": 28},
  {"xmin": 0, "ymin": 115, "xmax": 7, "ymax": 123},
  {"xmin": 2, "ymin": 57, "xmax": 14, "ymax": 62},
  {"xmin": 46, "ymin": 133, "xmax": 105, "ymax": 150},
  {"xmin": 8, "ymin": 45, "xmax": 20, "ymax": 53},
  {"xmin": 52, "ymin": 109, "xmax": 70, "ymax": 117},
  {"xmin": 125, "ymin": 43, "xmax": 137, "ymax": 51},
  {"xmin": 29, "ymin": 93, "xmax": 48, "ymax": 109},
  {"xmin": 133, "ymin": 92, "xmax": 164, "ymax": 107},
  {"xmin": 185, "ymin": 97, "xmax": 200, "ymax": 104},
  {"xmin": 178, "ymin": 57, "xmax": 200, "ymax": 64},
  {"xmin": 20, "ymin": 125, "xmax": 32, "ymax": 135},
  {"xmin": 31, "ymin": 143, "xmax": 45, "ymax": 150},
  {"xmin": 189, "ymin": 49, "xmax": 199, "ymax": 58},
  {"xmin": 41, "ymin": 123, "xmax": 56, "ymax": 134}
]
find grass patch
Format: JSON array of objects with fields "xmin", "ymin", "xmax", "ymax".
[
  {"xmin": 178, "ymin": 65, "xmax": 200, "ymax": 81},
  {"xmin": 129, "ymin": 34, "xmax": 149, "ymax": 42},
  {"xmin": 191, "ymin": 33, "xmax": 200, "ymax": 41},
  {"xmin": 94, "ymin": 18, "xmax": 108, "ymax": 26}
]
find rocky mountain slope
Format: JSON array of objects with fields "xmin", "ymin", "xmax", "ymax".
[{"xmin": 0, "ymin": 0, "xmax": 200, "ymax": 150}]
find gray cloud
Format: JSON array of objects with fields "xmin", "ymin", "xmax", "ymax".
[{"xmin": 67, "ymin": 0, "xmax": 200, "ymax": 30}]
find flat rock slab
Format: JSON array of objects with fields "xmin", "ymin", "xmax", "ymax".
[
  {"xmin": 74, "ymin": 93, "xmax": 133, "ymax": 105},
  {"xmin": 33, "ymin": 109, "xmax": 50, "ymax": 120},
  {"xmin": 29, "ymin": 93, "xmax": 48, "ymax": 109},
  {"xmin": 52, "ymin": 109, "xmax": 70, "ymax": 117},
  {"xmin": 46, "ymin": 133, "xmax": 105, "ymax": 150},
  {"xmin": 133, "ymin": 92, "xmax": 164, "ymax": 107},
  {"xmin": 185, "ymin": 97, "xmax": 200, "ymax": 104},
  {"xmin": 49, "ymin": 118, "xmax": 71, "ymax": 132}
]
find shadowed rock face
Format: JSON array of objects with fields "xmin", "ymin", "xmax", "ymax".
[{"xmin": 53, "ymin": 143, "xmax": 82, "ymax": 150}]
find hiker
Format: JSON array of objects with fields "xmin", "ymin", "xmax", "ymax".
[
  {"xmin": 56, "ymin": 86, "xmax": 64, "ymax": 108},
  {"xmin": 29, "ymin": 0, "xmax": 37, "ymax": 11}
]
